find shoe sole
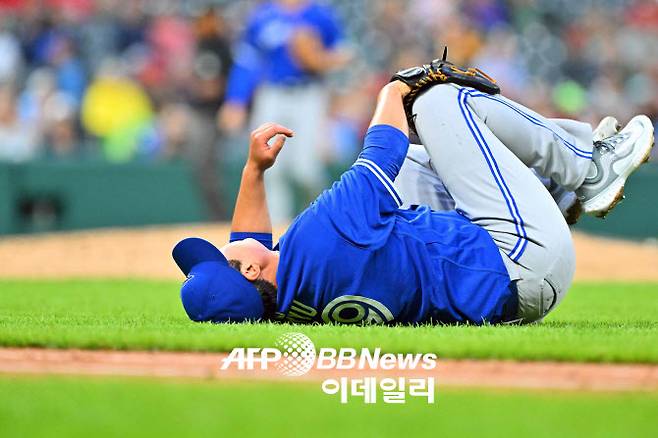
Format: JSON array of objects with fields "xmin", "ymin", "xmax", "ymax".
[{"xmin": 583, "ymin": 121, "xmax": 654, "ymax": 218}]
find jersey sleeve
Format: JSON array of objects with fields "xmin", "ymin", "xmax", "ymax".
[
  {"xmin": 314, "ymin": 4, "xmax": 343, "ymax": 48},
  {"xmin": 229, "ymin": 232, "xmax": 273, "ymax": 250},
  {"xmin": 312, "ymin": 124, "xmax": 409, "ymax": 247},
  {"xmin": 224, "ymin": 15, "xmax": 263, "ymax": 105}
]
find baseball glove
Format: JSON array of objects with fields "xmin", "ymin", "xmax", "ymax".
[{"xmin": 391, "ymin": 47, "xmax": 500, "ymax": 131}]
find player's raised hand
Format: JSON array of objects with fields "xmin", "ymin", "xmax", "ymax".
[{"xmin": 247, "ymin": 122, "xmax": 294, "ymax": 171}]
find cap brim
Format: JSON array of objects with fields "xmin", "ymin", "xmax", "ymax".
[{"xmin": 172, "ymin": 237, "xmax": 228, "ymax": 275}]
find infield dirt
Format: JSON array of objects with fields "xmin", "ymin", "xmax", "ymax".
[
  {"xmin": 1, "ymin": 348, "xmax": 657, "ymax": 392},
  {"xmin": 0, "ymin": 224, "xmax": 656, "ymax": 281}
]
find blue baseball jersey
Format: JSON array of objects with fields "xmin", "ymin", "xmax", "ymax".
[
  {"xmin": 225, "ymin": 1, "xmax": 343, "ymax": 105},
  {"xmin": 231, "ymin": 125, "xmax": 515, "ymax": 325}
]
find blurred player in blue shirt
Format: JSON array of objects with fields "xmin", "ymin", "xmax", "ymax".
[{"xmin": 218, "ymin": 0, "xmax": 351, "ymax": 223}]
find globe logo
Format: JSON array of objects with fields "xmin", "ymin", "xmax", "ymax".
[{"xmin": 274, "ymin": 332, "xmax": 316, "ymax": 377}]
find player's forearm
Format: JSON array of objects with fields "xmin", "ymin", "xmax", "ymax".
[
  {"xmin": 231, "ymin": 123, "xmax": 292, "ymax": 233},
  {"xmin": 290, "ymin": 29, "xmax": 348, "ymax": 73},
  {"xmin": 296, "ymin": 47, "xmax": 345, "ymax": 73},
  {"xmin": 356, "ymin": 82, "xmax": 412, "ymax": 181},
  {"xmin": 230, "ymin": 164, "xmax": 272, "ymax": 234},
  {"xmin": 369, "ymin": 83, "xmax": 410, "ymax": 135}
]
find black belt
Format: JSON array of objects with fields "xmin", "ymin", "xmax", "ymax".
[{"xmin": 500, "ymin": 280, "xmax": 520, "ymax": 323}]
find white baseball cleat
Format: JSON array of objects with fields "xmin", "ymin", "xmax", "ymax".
[
  {"xmin": 547, "ymin": 115, "xmax": 620, "ymax": 225},
  {"xmin": 576, "ymin": 115, "xmax": 654, "ymax": 218}
]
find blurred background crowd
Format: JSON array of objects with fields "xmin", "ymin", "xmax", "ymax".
[{"xmin": 0, "ymin": 0, "xmax": 656, "ymax": 222}]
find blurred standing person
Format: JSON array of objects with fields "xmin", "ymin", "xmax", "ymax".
[
  {"xmin": 189, "ymin": 7, "xmax": 233, "ymax": 220},
  {"xmin": 218, "ymin": 0, "xmax": 350, "ymax": 224}
]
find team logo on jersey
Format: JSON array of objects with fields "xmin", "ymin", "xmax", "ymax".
[
  {"xmin": 276, "ymin": 297, "xmax": 395, "ymax": 325},
  {"xmin": 321, "ymin": 295, "xmax": 394, "ymax": 324}
]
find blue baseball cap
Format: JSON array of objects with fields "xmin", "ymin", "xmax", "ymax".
[{"xmin": 172, "ymin": 237, "xmax": 264, "ymax": 323}]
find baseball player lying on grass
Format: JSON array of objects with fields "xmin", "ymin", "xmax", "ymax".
[{"xmin": 173, "ymin": 56, "xmax": 654, "ymax": 325}]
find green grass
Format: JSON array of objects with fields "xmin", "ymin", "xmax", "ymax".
[
  {"xmin": 0, "ymin": 280, "xmax": 657, "ymax": 363},
  {"xmin": 0, "ymin": 375, "xmax": 656, "ymax": 438}
]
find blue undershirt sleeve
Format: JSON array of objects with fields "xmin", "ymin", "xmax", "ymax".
[
  {"xmin": 229, "ymin": 232, "xmax": 273, "ymax": 250},
  {"xmin": 224, "ymin": 15, "xmax": 263, "ymax": 105}
]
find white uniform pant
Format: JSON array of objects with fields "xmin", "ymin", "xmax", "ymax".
[{"xmin": 401, "ymin": 84, "xmax": 594, "ymax": 322}]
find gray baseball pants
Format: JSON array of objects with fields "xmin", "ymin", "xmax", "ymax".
[{"xmin": 400, "ymin": 84, "xmax": 594, "ymax": 322}]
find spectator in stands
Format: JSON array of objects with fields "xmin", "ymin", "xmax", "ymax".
[
  {"xmin": 0, "ymin": 85, "xmax": 39, "ymax": 162},
  {"xmin": 0, "ymin": 24, "xmax": 23, "ymax": 85},
  {"xmin": 0, "ymin": 0, "xmax": 655, "ymax": 166},
  {"xmin": 41, "ymin": 91, "xmax": 80, "ymax": 158},
  {"xmin": 81, "ymin": 58, "xmax": 153, "ymax": 162},
  {"xmin": 46, "ymin": 34, "xmax": 87, "ymax": 108}
]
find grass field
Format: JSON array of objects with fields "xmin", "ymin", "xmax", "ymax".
[
  {"xmin": 0, "ymin": 375, "xmax": 656, "ymax": 438},
  {"xmin": 1, "ymin": 279, "xmax": 657, "ymax": 362},
  {"xmin": 1, "ymin": 279, "xmax": 657, "ymax": 437}
]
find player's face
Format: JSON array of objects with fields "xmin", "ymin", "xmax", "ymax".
[{"xmin": 220, "ymin": 238, "xmax": 270, "ymax": 265}]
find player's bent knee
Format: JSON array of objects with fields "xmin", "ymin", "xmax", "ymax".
[{"xmin": 516, "ymin": 233, "xmax": 575, "ymax": 323}]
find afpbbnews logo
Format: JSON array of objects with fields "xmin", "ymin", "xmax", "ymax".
[
  {"xmin": 317, "ymin": 349, "xmax": 437, "ymax": 370},
  {"xmin": 221, "ymin": 333, "xmax": 438, "ymax": 404},
  {"xmin": 220, "ymin": 332, "xmax": 438, "ymax": 376}
]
